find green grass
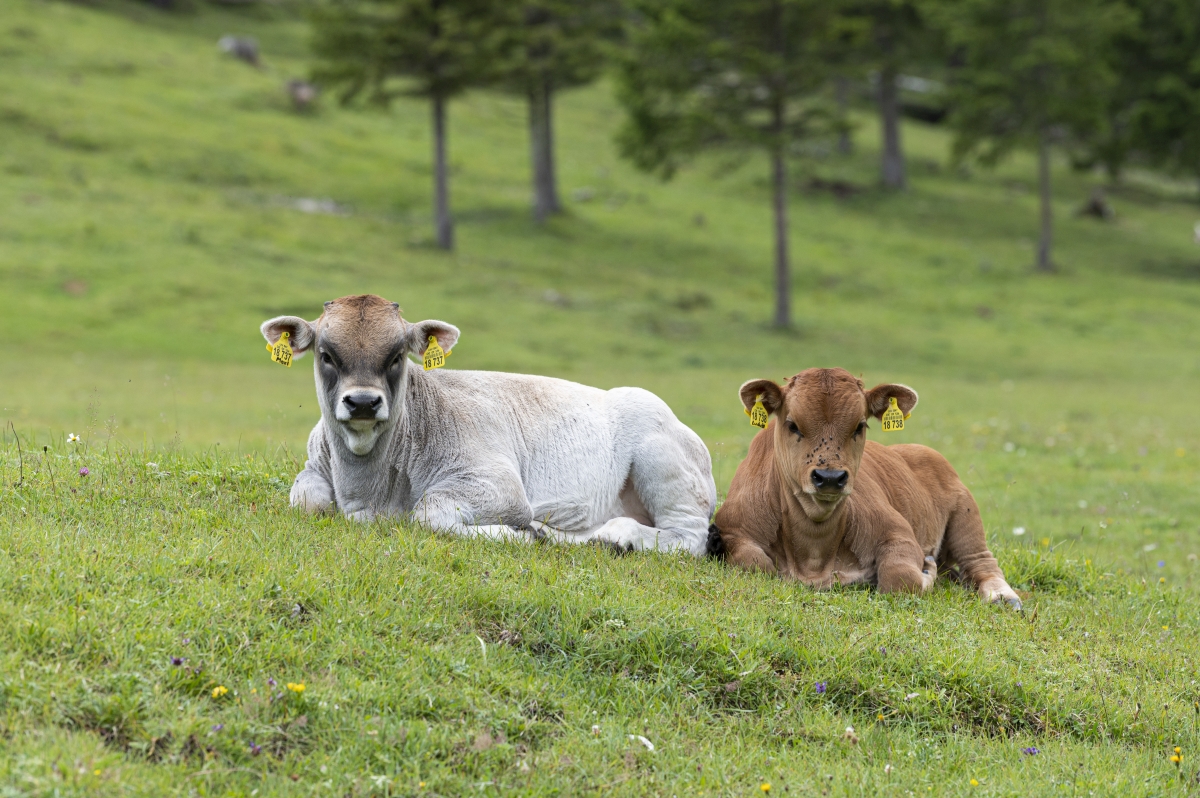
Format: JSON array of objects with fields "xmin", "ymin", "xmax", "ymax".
[{"xmin": 2, "ymin": 0, "xmax": 1200, "ymax": 793}]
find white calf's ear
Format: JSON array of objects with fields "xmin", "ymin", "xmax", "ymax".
[
  {"xmin": 865, "ymin": 383, "xmax": 919, "ymax": 420},
  {"xmin": 406, "ymin": 319, "xmax": 460, "ymax": 358},
  {"xmin": 261, "ymin": 316, "xmax": 317, "ymax": 358}
]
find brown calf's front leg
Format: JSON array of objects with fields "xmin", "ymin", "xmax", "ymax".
[
  {"xmin": 875, "ymin": 535, "xmax": 937, "ymax": 594},
  {"xmin": 724, "ymin": 538, "xmax": 778, "ymax": 575},
  {"xmin": 943, "ymin": 491, "xmax": 1022, "ymax": 610}
]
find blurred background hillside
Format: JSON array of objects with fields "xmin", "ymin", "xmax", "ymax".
[{"xmin": 2, "ymin": 0, "xmax": 1199, "ymax": 575}]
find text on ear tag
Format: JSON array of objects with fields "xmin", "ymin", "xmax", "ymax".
[
  {"xmin": 266, "ymin": 331, "xmax": 293, "ymax": 368},
  {"xmin": 881, "ymin": 396, "xmax": 905, "ymax": 432},
  {"xmin": 744, "ymin": 394, "xmax": 768, "ymax": 429},
  {"xmin": 423, "ymin": 335, "xmax": 449, "ymax": 371}
]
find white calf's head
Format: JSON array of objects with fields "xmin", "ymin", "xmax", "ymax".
[{"xmin": 261, "ymin": 294, "xmax": 459, "ymax": 456}]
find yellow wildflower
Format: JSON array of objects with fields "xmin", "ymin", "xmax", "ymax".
[
  {"xmin": 970, "ymin": 779, "xmax": 979, "ymax": 786},
  {"xmin": 760, "ymin": 784, "xmax": 771, "ymax": 793},
  {"xmin": 211, "ymin": 685, "xmax": 228, "ymax": 699},
  {"xmin": 286, "ymin": 682, "xmax": 306, "ymax": 694}
]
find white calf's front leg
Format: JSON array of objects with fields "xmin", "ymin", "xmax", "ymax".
[
  {"xmin": 589, "ymin": 517, "xmax": 709, "ymax": 554},
  {"xmin": 291, "ymin": 467, "xmax": 335, "ymax": 514}
]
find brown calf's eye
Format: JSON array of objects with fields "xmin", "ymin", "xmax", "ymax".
[{"xmin": 786, "ymin": 420, "xmax": 803, "ymax": 439}]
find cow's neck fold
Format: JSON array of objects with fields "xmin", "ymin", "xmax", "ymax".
[{"xmin": 778, "ymin": 479, "xmax": 849, "ymax": 576}]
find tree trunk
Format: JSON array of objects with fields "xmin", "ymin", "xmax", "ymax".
[
  {"xmin": 529, "ymin": 79, "xmax": 561, "ymax": 223},
  {"xmin": 1036, "ymin": 129, "xmax": 1054, "ymax": 272},
  {"xmin": 771, "ymin": 138, "xmax": 791, "ymax": 329},
  {"xmin": 878, "ymin": 65, "xmax": 905, "ymax": 190},
  {"xmin": 835, "ymin": 75, "xmax": 852, "ymax": 155},
  {"xmin": 432, "ymin": 93, "xmax": 454, "ymax": 250}
]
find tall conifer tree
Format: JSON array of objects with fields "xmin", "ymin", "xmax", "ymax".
[
  {"xmin": 616, "ymin": 0, "xmax": 841, "ymax": 329},
  {"xmin": 499, "ymin": 2, "xmax": 622, "ymax": 223},
  {"xmin": 311, "ymin": 0, "xmax": 508, "ymax": 250},
  {"xmin": 932, "ymin": 0, "xmax": 1132, "ymax": 271},
  {"xmin": 844, "ymin": 0, "xmax": 938, "ymax": 190}
]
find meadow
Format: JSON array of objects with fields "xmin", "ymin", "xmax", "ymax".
[{"xmin": 1, "ymin": 0, "xmax": 1199, "ymax": 794}]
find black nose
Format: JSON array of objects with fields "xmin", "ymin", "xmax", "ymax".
[
  {"xmin": 812, "ymin": 469, "xmax": 849, "ymax": 491},
  {"xmin": 343, "ymin": 392, "xmax": 383, "ymax": 419}
]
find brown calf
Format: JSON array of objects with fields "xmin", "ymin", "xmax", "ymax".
[{"xmin": 710, "ymin": 368, "xmax": 1020, "ymax": 608}]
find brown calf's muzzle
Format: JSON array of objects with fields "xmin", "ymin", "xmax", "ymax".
[{"xmin": 811, "ymin": 468, "xmax": 849, "ymax": 491}]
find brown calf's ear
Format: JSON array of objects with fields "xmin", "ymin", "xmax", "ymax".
[
  {"xmin": 406, "ymin": 319, "xmax": 460, "ymax": 357},
  {"xmin": 864, "ymin": 383, "xmax": 919, "ymax": 420},
  {"xmin": 260, "ymin": 315, "xmax": 317, "ymax": 358},
  {"xmin": 738, "ymin": 379, "xmax": 784, "ymax": 416}
]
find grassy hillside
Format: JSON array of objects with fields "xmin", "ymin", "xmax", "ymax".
[
  {"xmin": 1, "ymin": 0, "xmax": 1199, "ymax": 794},
  {"xmin": 1, "ymin": 448, "xmax": 1198, "ymax": 796}
]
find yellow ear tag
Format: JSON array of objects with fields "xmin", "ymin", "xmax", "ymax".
[
  {"xmin": 423, "ymin": 335, "xmax": 450, "ymax": 371},
  {"xmin": 744, "ymin": 394, "xmax": 769, "ymax": 429},
  {"xmin": 881, "ymin": 396, "xmax": 905, "ymax": 432},
  {"xmin": 266, "ymin": 331, "xmax": 293, "ymax": 367}
]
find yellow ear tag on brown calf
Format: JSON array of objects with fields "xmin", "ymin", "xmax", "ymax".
[
  {"xmin": 266, "ymin": 331, "xmax": 293, "ymax": 368},
  {"xmin": 881, "ymin": 396, "xmax": 906, "ymax": 432},
  {"xmin": 423, "ymin": 335, "xmax": 450, "ymax": 371},
  {"xmin": 744, "ymin": 394, "xmax": 769, "ymax": 429}
]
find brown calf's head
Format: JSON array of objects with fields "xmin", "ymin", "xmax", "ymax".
[
  {"xmin": 260, "ymin": 294, "xmax": 458, "ymax": 456},
  {"xmin": 739, "ymin": 368, "xmax": 917, "ymax": 521}
]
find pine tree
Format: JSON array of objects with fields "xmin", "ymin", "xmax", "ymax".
[
  {"xmin": 311, "ymin": 0, "xmax": 508, "ymax": 250},
  {"xmin": 499, "ymin": 2, "xmax": 622, "ymax": 224},
  {"xmin": 844, "ymin": 1, "xmax": 940, "ymax": 190},
  {"xmin": 1095, "ymin": 0, "xmax": 1200, "ymax": 191},
  {"xmin": 932, "ymin": 0, "xmax": 1132, "ymax": 271},
  {"xmin": 616, "ymin": 0, "xmax": 842, "ymax": 329}
]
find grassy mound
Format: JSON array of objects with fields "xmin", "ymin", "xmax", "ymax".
[{"xmin": 2, "ymin": 448, "xmax": 1198, "ymax": 795}]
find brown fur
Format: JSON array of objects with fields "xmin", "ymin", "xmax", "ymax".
[{"xmin": 712, "ymin": 368, "xmax": 1020, "ymax": 608}]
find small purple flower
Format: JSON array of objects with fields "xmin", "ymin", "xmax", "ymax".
[
  {"xmin": 1158, "ymin": 561, "xmax": 1166, "ymax": 568},
  {"xmin": 211, "ymin": 723, "xmax": 224, "ymax": 733},
  {"xmin": 171, "ymin": 657, "xmax": 185, "ymax": 667},
  {"xmin": 1021, "ymin": 747, "xmax": 1040, "ymax": 756},
  {"xmin": 880, "ymin": 647, "xmax": 887, "ymax": 655},
  {"xmin": 181, "ymin": 638, "xmax": 191, "ymax": 646},
  {"xmin": 815, "ymin": 681, "xmax": 827, "ymax": 694},
  {"xmin": 249, "ymin": 741, "xmax": 262, "ymax": 756},
  {"xmin": 79, "ymin": 467, "xmax": 89, "ymax": 477}
]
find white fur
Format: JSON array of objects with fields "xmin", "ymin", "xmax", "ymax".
[{"xmin": 290, "ymin": 367, "xmax": 717, "ymax": 555}]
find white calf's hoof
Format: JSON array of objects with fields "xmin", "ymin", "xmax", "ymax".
[{"xmin": 592, "ymin": 517, "xmax": 648, "ymax": 553}]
